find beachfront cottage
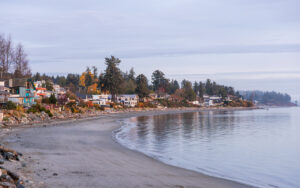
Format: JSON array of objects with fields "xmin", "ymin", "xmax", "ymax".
[
  {"xmin": 0, "ymin": 81, "xmax": 9, "ymax": 105},
  {"xmin": 117, "ymin": 94, "xmax": 139, "ymax": 107},
  {"xmin": 0, "ymin": 79, "xmax": 36, "ymax": 106},
  {"xmin": 7, "ymin": 79, "xmax": 35, "ymax": 106},
  {"xmin": 225, "ymin": 95, "xmax": 233, "ymax": 102},
  {"xmin": 210, "ymin": 96, "xmax": 222, "ymax": 105},
  {"xmin": 53, "ymin": 84, "xmax": 66, "ymax": 95},
  {"xmin": 91, "ymin": 94, "xmax": 112, "ymax": 106},
  {"xmin": 8, "ymin": 86, "xmax": 35, "ymax": 106},
  {"xmin": 75, "ymin": 92, "xmax": 92, "ymax": 102},
  {"xmin": 203, "ymin": 96, "xmax": 223, "ymax": 106},
  {"xmin": 149, "ymin": 93, "xmax": 158, "ymax": 100},
  {"xmin": 203, "ymin": 95, "xmax": 210, "ymax": 106},
  {"xmin": 0, "ymin": 90, "xmax": 9, "ymax": 105}
]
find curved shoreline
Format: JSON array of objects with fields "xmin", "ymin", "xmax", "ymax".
[
  {"xmin": 113, "ymin": 114, "xmax": 260, "ymax": 188},
  {"xmin": 1, "ymin": 108, "xmax": 256, "ymax": 188}
]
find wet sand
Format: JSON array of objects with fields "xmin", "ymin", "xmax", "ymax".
[{"xmin": 2, "ymin": 110, "xmax": 254, "ymax": 188}]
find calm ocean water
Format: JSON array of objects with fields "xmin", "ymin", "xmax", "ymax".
[{"xmin": 115, "ymin": 107, "xmax": 300, "ymax": 188}]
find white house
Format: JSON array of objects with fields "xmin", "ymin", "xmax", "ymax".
[
  {"xmin": 117, "ymin": 94, "xmax": 139, "ymax": 107},
  {"xmin": 203, "ymin": 95, "xmax": 222, "ymax": 106},
  {"xmin": 91, "ymin": 94, "xmax": 112, "ymax": 106},
  {"xmin": 53, "ymin": 84, "xmax": 66, "ymax": 95}
]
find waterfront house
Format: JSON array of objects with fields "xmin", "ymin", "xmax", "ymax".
[
  {"xmin": 8, "ymin": 79, "xmax": 36, "ymax": 106},
  {"xmin": 53, "ymin": 84, "xmax": 66, "ymax": 95},
  {"xmin": 0, "ymin": 81, "xmax": 9, "ymax": 105},
  {"xmin": 203, "ymin": 95, "xmax": 222, "ymax": 106},
  {"xmin": 8, "ymin": 86, "xmax": 35, "ymax": 106},
  {"xmin": 149, "ymin": 93, "xmax": 158, "ymax": 100},
  {"xmin": 91, "ymin": 94, "xmax": 112, "ymax": 106},
  {"xmin": 117, "ymin": 94, "xmax": 139, "ymax": 107},
  {"xmin": 0, "ymin": 91, "xmax": 9, "ymax": 104}
]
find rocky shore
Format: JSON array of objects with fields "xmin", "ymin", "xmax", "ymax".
[
  {"xmin": 1, "ymin": 106, "xmax": 260, "ymax": 129},
  {"xmin": 0, "ymin": 146, "xmax": 25, "ymax": 188}
]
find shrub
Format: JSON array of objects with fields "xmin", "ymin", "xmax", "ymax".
[
  {"xmin": 45, "ymin": 109, "xmax": 53, "ymax": 117},
  {"xmin": 156, "ymin": 99, "xmax": 192, "ymax": 108},
  {"xmin": 42, "ymin": 97, "xmax": 50, "ymax": 104},
  {"xmin": 78, "ymin": 100, "xmax": 87, "ymax": 107},
  {"xmin": 70, "ymin": 107, "xmax": 81, "ymax": 113},
  {"xmin": 27, "ymin": 104, "xmax": 41, "ymax": 113},
  {"xmin": 67, "ymin": 101, "xmax": 77, "ymax": 108},
  {"xmin": 6, "ymin": 101, "xmax": 17, "ymax": 110},
  {"xmin": 16, "ymin": 105, "xmax": 25, "ymax": 112},
  {"xmin": 93, "ymin": 104, "xmax": 104, "ymax": 111},
  {"xmin": 27, "ymin": 104, "xmax": 53, "ymax": 117},
  {"xmin": 137, "ymin": 102, "xmax": 144, "ymax": 108},
  {"xmin": 3, "ymin": 116, "xmax": 9, "ymax": 122},
  {"xmin": 66, "ymin": 91, "xmax": 77, "ymax": 100}
]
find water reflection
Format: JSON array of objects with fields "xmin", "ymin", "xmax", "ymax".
[
  {"xmin": 118, "ymin": 108, "xmax": 299, "ymax": 188},
  {"xmin": 134, "ymin": 111, "xmax": 242, "ymax": 145}
]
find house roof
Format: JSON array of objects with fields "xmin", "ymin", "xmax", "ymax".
[
  {"xmin": 0, "ymin": 91, "xmax": 9, "ymax": 95},
  {"xmin": 76, "ymin": 92, "xmax": 92, "ymax": 99},
  {"xmin": 118, "ymin": 94, "xmax": 138, "ymax": 97}
]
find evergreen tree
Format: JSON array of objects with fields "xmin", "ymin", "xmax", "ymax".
[
  {"xmin": 193, "ymin": 81, "xmax": 199, "ymax": 95},
  {"xmin": 92, "ymin": 66, "xmax": 98, "ymax": 79},
  {"xmin": 181, "ymin": 79, "xmax": 196, "ymax": 101},
  {"xmin": 135, "ymin": 74, "xmax": 149, "ymax": 98},
  {"xmin": 98, "ymin": 72, "xmax": 105, "ymax": 92},
  {"xmin": 103, "ymin": 56, "xmax": 124, "ymax": 101},
  {"xmin": 199, "ymin": 82, "xmax": 205, "ymax": 98},
  {"xmin": 49, "ymin": 94, "xmax": 57, "ymax": 104},
  {"xmin": 169, "ymin": 80, "xmax": 180, "ymax": 94},
  {"xmin": 85, "ymin": 73, "xmax": 93, "ymax": 87},
  {"xmin": 151, "ymin": 70, "xmax": 169, "ymax": 94},
  {"xmin": 46, "ymin": 81, "xmax": 53, "ymax": 91},
  {"xmin": 205, "ymin": 79, "xmax": 212, "ymax": 95},
  {"xmin": 56, "ymin": 76, "xmax": 66, "ymax": 87},
  {"xmin": 34, "ymin": 72, "xmax": 41, "ymax": 81},
  {"xmin": 66, "ymin": 74, "xmax": 80, "ymax": 87},
  {"xmin": 128, "ymin": 67, "xmax": 135, "ymax": 81}
]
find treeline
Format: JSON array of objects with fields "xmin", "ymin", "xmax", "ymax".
[
  {"xmin": 193, "ymin": 79, "xmax": 237, "ymax": 98},
  {"xmin": 32, "ymin": 56, "xmax": 240, "ymax": 102},
  {"xmin": 240, "ymin": 90, "xmax": 294, "ymax": 106},
  {"xmin": 0, "ymin": 34, "xmax": 31, "ymax": 79}
]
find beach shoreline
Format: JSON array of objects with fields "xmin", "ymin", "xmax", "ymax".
[{"xmin": 0, "ymin": 107, "xmax": 258, "ymax": 188}]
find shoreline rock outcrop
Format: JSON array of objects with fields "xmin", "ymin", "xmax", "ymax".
[{"xmin": 0, "ymin": 146, "xmax": 24, "ymax": 188}]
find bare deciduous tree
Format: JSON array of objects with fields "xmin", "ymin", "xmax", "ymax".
[
  {"xmin": 0, "ymin": 34, "xmax": 31, "ymax": 78},
  {"xmin": 14, "ymin": 43, "xmax": 31, "ymax": 78}
]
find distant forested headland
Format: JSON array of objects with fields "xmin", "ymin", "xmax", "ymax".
[{"xmin": 240, "ymin": 91, "xmax": 296, "ymax": 107}]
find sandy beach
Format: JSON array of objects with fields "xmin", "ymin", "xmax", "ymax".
[{"xmin": 1, "ymin": 109, "xmax": 255, "ymax": 188}]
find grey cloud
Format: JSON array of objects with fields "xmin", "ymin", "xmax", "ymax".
[{"xmin": 1, "ymin": 0, "xmax": 299, "ymax": 97}]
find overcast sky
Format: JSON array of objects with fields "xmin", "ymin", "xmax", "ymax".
[{"xmin": 0, "ymin": 0, "xmax": 299, "ymax": 100}]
